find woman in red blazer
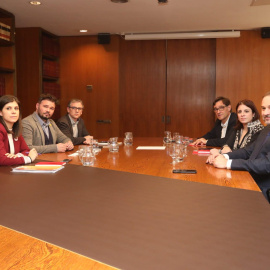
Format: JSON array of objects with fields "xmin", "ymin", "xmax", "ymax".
[{"xmin": 0, "ymin": 95, "xmax": 38, "ymax": 166}]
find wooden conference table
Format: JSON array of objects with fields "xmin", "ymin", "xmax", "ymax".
[
  {"xmin": 0, "ymin": 137, "xmax": 265, "ymax": 270},
  {"xmin": 41, "ymin": 137, "xmax": 259, "ymax": 191}
]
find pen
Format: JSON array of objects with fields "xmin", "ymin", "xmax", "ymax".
[{"xmin": 25, "ymin": 152, "xmax": 41, "ymax": 155}]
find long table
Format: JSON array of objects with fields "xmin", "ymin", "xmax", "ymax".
[
  {"xmin": 0, "ymin": 137, "xmax": 268, "ymax": 270},
  {"xmin": 41, "ymin": 137, "xmax": 259, "ymax": 191}
]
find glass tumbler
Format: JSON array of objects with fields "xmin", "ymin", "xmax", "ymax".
[
  {"xmin": 163, "ymin": 131, "xmax": 172, "ymax": 145},
  {"xmin": 81, "ymin": 147, "xmax": 95, "ymax": 166},
  {"xmin": 124, "ymin": 132, "xmax": 133, "ymax": 146},
  {"xmin": 109, "ymin": 137, "xmax": 119, "ymax": 152}
]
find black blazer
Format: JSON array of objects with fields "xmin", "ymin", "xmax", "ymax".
[
  {"xmin": 56, "ymin": 114, "xmax": 90, "ymax": 145},
  {"xmin": 200, "ymin": 112, "xmax": 237, "ymax": 147}
]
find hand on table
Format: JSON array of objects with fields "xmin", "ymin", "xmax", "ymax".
[
  {"xmin": 192, "ymin": 138, "xmax": 207, "ymax": 146},
  {"xmin": 213, "ymin": 154, "xmax": 228, "ymax": 169}
]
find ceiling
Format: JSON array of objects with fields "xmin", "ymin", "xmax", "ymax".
[{"xmin": 1, "ymin": 0, "xmax": 270, "ymax": 37}]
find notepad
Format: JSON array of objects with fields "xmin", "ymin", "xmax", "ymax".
[
  {"xmin": 35, "ymin": 162, "xmax": 66, "ymax": 166},
  {"xmin": 136, "ymin": 146, "xmax": 166, "ymax": 150},
  {"xmin": 12, "ymin": 165, "xmax": 64, "ymax": 173}
]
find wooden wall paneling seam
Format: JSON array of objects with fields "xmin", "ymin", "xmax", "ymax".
[
  {"xmin": 166, "ymin": 39, "xmax": 216, "ymax": 138},
  {"xmin": 119, "ymin": 39, "xmax": 167, "ymax": 137},
  {"xmin": 15, "ymin": 28, "xmax": 41, "ymax": 117}
]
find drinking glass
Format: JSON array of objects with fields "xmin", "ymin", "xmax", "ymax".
[
  {"xmin": 163, "ymin": 131, "xmax": 172, "ymax": 145},
  {"xmin": 92, "ymin": 140, "xmax": 101, "ymax": 156},
  {"xmin": 78, "ymin": 145, "xmax": 88, "ymax": 161},
  {"xmin": 168, "ymin": 144, "xmax": 180, "ymax": 164},
  {"xmin": 81, "ymin": 147, "xmax": 95, "ymax": 166},
  {"xmin": 182, "ymin": 136, "xmax": 190, "ymax": 147},
  {"xmin": 109, "ymin": 137, "xmax": 119, "ymax": 152},
  {"xmin": 124, "ymin": 132, "xmax": 133, "ymax": 146},
  {"xmin": 173, "ymin": 134, "xmax": 183, "ymax": 144},
  {"xmin": 172, "ymin": 132, "xmax": 179, "ymax": 140},
  {"xmin": 176, "ymin": 144, "xmax": 185, "ymax": 162}
]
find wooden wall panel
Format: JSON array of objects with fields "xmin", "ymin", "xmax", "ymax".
[
  {"xmin": 216, "ymin": 30, "xmax": 270, "ymax": 115},
  {"xmin": 167, "ymin": 39, "xmax": 216, "ymax": 138},
  {"xmin": 119, "ymin": 40, "xmax": 166, "ymax": 137},
  {"xmin": 15, "ymin": 28, "xmax": 41, "ymax": 117},
  {"xmin": 60, "ymin": 35, "xmax": 119, "ymax": 139},
  {"xmin": 0, "ymin": 39, "xmax": 16, "ymax": 95}
]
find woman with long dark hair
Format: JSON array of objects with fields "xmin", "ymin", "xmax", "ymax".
[
  {"xmin": 0, "ymin": 95, "xmax": 37, "ymax": 166},
  {"xmin": 207, "ymin": 99, "xmax": 264, "ymax": 162}
]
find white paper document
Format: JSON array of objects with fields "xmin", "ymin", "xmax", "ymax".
[
  {"xmin": 136, "ymin": 146, "xmax": 166, "ymax": 150},
  {"xmin": 68, "ymin": 152, "xmax": 78, "ymax": 156}
]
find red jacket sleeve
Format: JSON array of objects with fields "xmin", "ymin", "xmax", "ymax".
[{"xmin": 0, "ymin": 126, "xmax": 27, "ymax": 166}]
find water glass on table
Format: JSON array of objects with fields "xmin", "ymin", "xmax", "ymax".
[
  {"xmin": 176, "ymin": 144, "xmax": 185, "ymax": 162},
  {"xmin": 109, "ymin": 137, "xmax": 119, "ymax": 152},
  {"xmin": 163, "ymin": 131, "xmax": 172, "ymax": 145},
  {"xmin": 124, "ymin": 132, "xmax": 133, "ymax": 146},
  {"xmin": 78, "ymin": 145, "xmax": 88, "ymax": 161},
  {"xmin": 173, "ymin": 133, "xmax": 183, "ymax": 144},
  {"xmin": 182, "ymin": 136, "xmax": 190, "ymax": 147},
  {"xmin": 168, "ymin": 143, "xmax": 181, "ymax": 164},
  {"xmin": 92, "ymin": 139, "xmax": 101, "ymax": 155},
  {"xmin": 81, "ymin": 147, "xmax": 95, "ymax": 166}
]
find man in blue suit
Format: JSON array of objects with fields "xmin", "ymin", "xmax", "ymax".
[{"xmin": 209, "ymin": 92, "xmax": 270, "ymax": 200}]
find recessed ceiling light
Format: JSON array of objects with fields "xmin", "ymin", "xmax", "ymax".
[
  {"xmin": 111, "ymin": 0, "xmax": 128, "ymax": 3},
  {"xmin": 158, "ymin": 0, "xmax": 168, "ymax": 4},
  {"xmin": 80, "ymin": 30, "xmax": 88, "ymax": 33},
  {"xmin": 29, "ymin": 1, "xmax": 42, "ymax": 5}
]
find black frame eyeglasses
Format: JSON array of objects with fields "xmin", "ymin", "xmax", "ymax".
[
  {"xmin": 69, "ymin": 106, "xmax": 83, "ymax": 111},
  {"xmin": 213, "ymin": 105, "xmax": 227, "ymax": 112}
]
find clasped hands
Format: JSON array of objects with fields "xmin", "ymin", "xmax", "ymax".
[
  {"xmin": 206, "ymin": 149, "xmax": 228, "ymax": 169},
  {"xmin": 57, "ymin": 141, "xmax": 74, "ymax": 152}
]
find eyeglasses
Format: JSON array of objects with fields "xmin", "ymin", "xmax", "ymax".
[
  {"xmin": 213, "ymin": 106, "xmax": 227, "ymax": 112},
  {"xmin": 69, "ymin": 106, "xmax": 83, "ymax": 111}
]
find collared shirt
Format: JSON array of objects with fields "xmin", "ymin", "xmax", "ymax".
[
  {"xmin": 221, "ymin": 113, "xmax": 231, "ymax": 138},
  {"xmin": 35, "ymin": 112, "xmax": 50, "ymax": 138},
  {"xmin": 68, "ymin": 114, "xmax": 79, "ymax": 138},
  {"xmin": 223, "ymin": 154, "xmax": 232, "ymax": 169}
]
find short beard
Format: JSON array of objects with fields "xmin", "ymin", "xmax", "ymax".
[{"xmin": 38, "ymin": 112, "xmax": 50, "ymax": 121}]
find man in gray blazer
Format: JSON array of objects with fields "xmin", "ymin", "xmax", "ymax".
[
  {"xmin": 56, "ymin": 99, "xmax": 92, "ymax": 145},
  {"xmin": 22, "ymin": 94, "xmax": 74, "ymax": 154}
]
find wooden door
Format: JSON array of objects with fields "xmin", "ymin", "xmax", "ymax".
[
  {"xmin": 166, "ymin": 39, "xmax": 216, "ymax": 138},
  {"xmin": 119, "ymin": 39, "xmax": 166, "ymax": 137},
  {"xmin": 60, "ymin": 35, "xmax": 120, "ymax": 139}
]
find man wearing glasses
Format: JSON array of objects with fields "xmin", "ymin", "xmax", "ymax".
[
  {"xmin": 57, "ymin": 99, "xmax": 92, "ymax": 145},
  {"xmin": 193, "ymin": 96, "xmax": 237, "ymax": 147},
  {"xmin": 22, "ymin": 94, "xmax": 74, "ymax": 153}
]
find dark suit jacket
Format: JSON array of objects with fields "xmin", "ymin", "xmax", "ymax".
[
  {"xmin": 200, "ymin": 112, "xmax": 237, "ymax": 147},
  {"xmin": 228, "ymin": 125, "xmax": 270, "ymax": 174},
  {"xmin": 57, "ymin": 114, "xmax": 90, "ymax": 145},
  {"xmin": 228, "ymin": 125, "xmax": 270, "ymax": 202}
]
